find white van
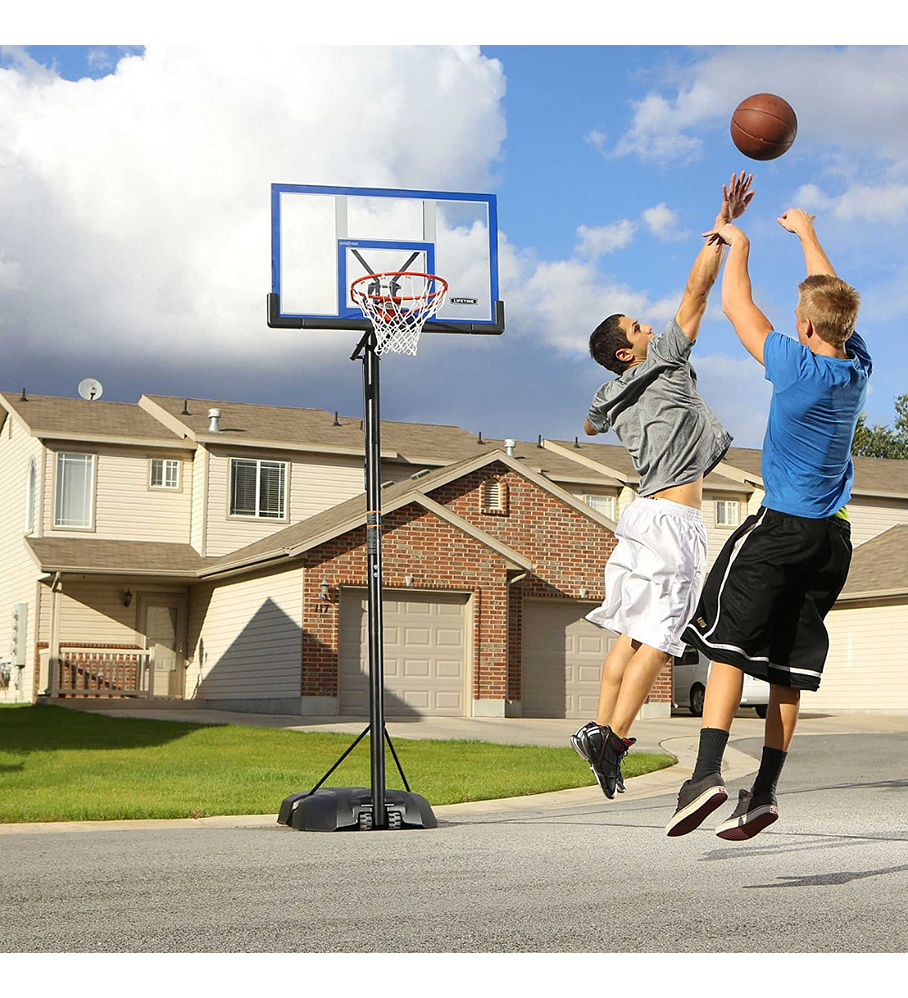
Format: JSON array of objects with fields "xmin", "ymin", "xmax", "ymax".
[{"xmin": 672, "ymin": 645, "xmax": 770, "ymax": 718}]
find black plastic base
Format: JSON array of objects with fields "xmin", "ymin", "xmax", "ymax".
[{"xmin": 277, "ymin": 787, "xmax": 438, "ymax": 832}]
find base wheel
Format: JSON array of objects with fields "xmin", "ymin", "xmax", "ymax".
[
  {"xmin": 358, "ymin": 810, "xmax": 374, "ymax": 831},
  {"xmin": 387, "ymin": 810, "xmax": 402, "ymax": 830}
]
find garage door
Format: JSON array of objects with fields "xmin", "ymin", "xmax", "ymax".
[
  {"xmin": 521, "ymin": 601, "xmax": 616, "ymax": 718},
  {"xmin": 338, "ymin": 589, "xmax": 469, "ymax": 716}
]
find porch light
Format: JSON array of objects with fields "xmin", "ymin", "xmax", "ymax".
[
  {"xmin": 122, "ymin": 589, "xmax": 133, "ymax": 608},
  {"xmin": 404, "ymin": 575, "xmax": 414, "ymax": 587},
  {"xmin": 580, "ymin": 587, "xmax": 589, "ymax": 599},
  {"xmin": 318, "ymin": 580, "xmax": 330, "ymax": 601}
]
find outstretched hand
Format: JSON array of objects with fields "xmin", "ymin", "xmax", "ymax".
[
  {"xmin": 777, "ymin": 208, "xmax": 817, "ymax": 236},
  {"xmin": 702, "ymin": 219, "xmax": 747, "ymax": 247},
  {"xmin": 721, "ymin": 171, "xmax": 755, "ymax": 223}
]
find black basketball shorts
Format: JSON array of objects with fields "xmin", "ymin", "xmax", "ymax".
[{"xmin": 682, "ymin": 506, "xmax": 852, "ymax": 691}]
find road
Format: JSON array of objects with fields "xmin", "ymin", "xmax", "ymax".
[{"xmin": 3, "ymin": 732, "xmax": 906, "ymax": 952}]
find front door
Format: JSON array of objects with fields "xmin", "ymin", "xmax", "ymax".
[{"xmin": 142, "ymin": 598, "xmax": 187, "ymax": 698}]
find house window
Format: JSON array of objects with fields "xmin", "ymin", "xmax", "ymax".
[
  {"xmin": 54, "ymin": 453, "xmax": 95, "ymax": 529},
  {"xmin": 150, "ymin": 458, "xmax": 181, "ymax": 490},
  {"xmin": 481, "ymin": 478, "xmax": 508, "ymax": 515},
  {"xmin": 716, "ymin": 500, "xmax": 741, "ymax": 527},
  {"xmin": 583, "ymin": 493, "xmax": 617, "ymax": 520},
  {"xmin": 25, "ymin": 459, "xmax": 36, "ymax": 534},
  {"xmin": 230, "ymin": 459, "xmax": 287, "ymax": 519}
]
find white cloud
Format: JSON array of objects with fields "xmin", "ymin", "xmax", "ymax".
[
  {"xmin": 575, "ymin": 220, "xmax": 637, "ymax": 259},
  {"xmin": 584, "ymin": 129, "xmax": 608, "ymax": 154},
  {"xmin": 642, "ymin": 203, "xmax": 688, "ymax": 241},
  {"xmin": 0, "ymin": 258, "xmax": 24, "ymax": 293},
  {"xmin": 0, "ymin": 46, "xmax": 506, "ymax": 367}
]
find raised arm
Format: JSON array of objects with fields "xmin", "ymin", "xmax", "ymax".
[
  {"xmin": 777, "ymin": 208, "xmax": 836, "ymax": 277},
  {"xmin": 675, "ymin": 172, "xmax": 754, "ymax": 342},
  {"xmin": 707, "ymin": 221, "xmax": 774, "ymax": 365}
]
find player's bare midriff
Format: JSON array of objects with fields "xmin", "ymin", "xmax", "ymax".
[{"xmin": 651, "ymin": 476, "xmax": 703, "ymax": 509}]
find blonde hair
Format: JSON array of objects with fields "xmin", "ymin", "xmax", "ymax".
[{"xmin": 796, "ymin": 274, "xmax": 860, "ymax": 349}]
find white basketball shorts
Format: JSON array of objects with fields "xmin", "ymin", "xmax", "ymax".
[{"xmin": 585, "ymin": 496, "xmax": 708, "ymax": 656}]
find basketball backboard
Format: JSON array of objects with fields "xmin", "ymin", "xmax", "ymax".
[{"xmin": 268, "ymin": 184, "xmax": 504, "ymax": 334}]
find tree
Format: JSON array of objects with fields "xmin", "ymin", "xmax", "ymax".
[{"xmin": 852, "ymin": 394, "xmax": 908, "ymax": 459}]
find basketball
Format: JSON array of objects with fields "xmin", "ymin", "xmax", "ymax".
[{"xmin": 730, "ymin": 93, "xmax": 798, "ymax": 161}]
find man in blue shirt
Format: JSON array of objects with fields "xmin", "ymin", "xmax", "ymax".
[{"xmin": 666, "ymin": 208, "xmax": 871, "ymax": 840}]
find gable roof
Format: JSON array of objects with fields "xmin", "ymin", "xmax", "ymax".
[
  {"xmin": 838, "ymin": 524, "xmax": 908, "ymax": 601},
  {"xmin": 202, "ymin": 448, "xmax": 617, "ymax": 579}
]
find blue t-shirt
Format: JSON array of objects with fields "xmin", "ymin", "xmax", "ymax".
[{"xmin": 761, "ymin": 329, "xmax": 872, "ymax": 518}]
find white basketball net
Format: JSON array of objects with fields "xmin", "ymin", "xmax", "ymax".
[{"xmin": 350, "ymin": 272, "xmax": 448, "ymax": 356}]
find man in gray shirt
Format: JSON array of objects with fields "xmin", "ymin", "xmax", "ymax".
[{"xmin": 571, "ymin": 173, "xmax": 752, "ymax": 798}]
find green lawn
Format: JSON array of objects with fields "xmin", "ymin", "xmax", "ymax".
[{"xmin": 0, "ymin": 704, "xmax": 675, "ymax": 823}]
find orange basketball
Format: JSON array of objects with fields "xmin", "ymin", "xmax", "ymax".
[{"xmin": 731, "ymin": 93, "xmax": 798, "ymax": 161}]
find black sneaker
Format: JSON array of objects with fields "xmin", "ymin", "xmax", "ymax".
[
  {"xmin": 665, "ymin": 773, "xmax": 728, "ymax": 837},
  {"xmin": 570, "ymin": 721, "xmax": 635, "ymax": 799},
  {"xmin": 715, "ymin": 788, "xmax": 779, "ymax": 841}
]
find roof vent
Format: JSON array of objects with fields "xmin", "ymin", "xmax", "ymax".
[
  {"xmin": 181, "ymin": 400, "xmax": 190, "ymax": 415},
  {"xmin": 207, "ymin": 408, "xmax": 222, "ymax": 433},
  {"xmin": 333, "ymin": 411, "xmax": 341, "ymax": 426},
  {"xmin": 537, "ymin": 434, "xmax": 543, "ymax": 449},
  {"xmin": 19, "ymin": 388, "xmax": 27, "ymax": 402},
  {"xmin": 410, "ymin": 468, "xmax": 431, "ymax": 480},
  {"xmin": 504, "ymin": 438, "xmax": 516, "ymax": 457},
  {"xmin": 574, "ymin": 436, "xmax": 581, "ymax": 448},
  {"xmin": 477, "ymin": 431, "xmax": 484, "ymax": 445}
]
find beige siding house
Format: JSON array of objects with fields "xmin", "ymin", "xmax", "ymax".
[{"xmin": 1, "ymin": 389, "xmax": 906, "ymax": 715}]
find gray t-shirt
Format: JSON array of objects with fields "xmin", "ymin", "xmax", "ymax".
[{"xmin": 587, "ymin": 319, "xmax": 732, "ymax": 496}]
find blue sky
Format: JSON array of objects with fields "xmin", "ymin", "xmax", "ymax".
[{"xmin": 1, "ymin": 42, "xmax": 906, "ymax": 449}]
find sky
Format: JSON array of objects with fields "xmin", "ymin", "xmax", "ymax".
[{"xmin": 2, "ymin": 29, "xmax": 908, "ymax": 450}]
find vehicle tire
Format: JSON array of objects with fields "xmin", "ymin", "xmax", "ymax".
[
  {"xmin": 689, "ymin": 684, "xmax": 705, "ymax": 717},
  {"xmin": 754, "ymin": 704, "xmax": 768, "ymax": 718}
]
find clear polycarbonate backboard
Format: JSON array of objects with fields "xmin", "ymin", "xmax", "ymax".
[{"xmin": 268, "ymin": 184, "xmax": 503, "ymax": 334}]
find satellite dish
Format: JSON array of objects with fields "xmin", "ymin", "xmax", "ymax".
[{"xmin": 78, "ymin": 378, "xmax": 104, "ymax": 402}]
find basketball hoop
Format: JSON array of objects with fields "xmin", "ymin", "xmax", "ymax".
[{"xmin": 350, "ymin": 272, "xmax": 448, "ymax": 356}]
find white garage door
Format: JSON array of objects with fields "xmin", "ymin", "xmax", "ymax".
[
  {"xmin": 806, "ymin": 603, "xmax": 908, "ymax": 711},
  {"xmin": 522, "ymin": 601, "xmax": 616, "ymax": 718},
  {"xmin": 339, "ymin": 589, "xmax": 469, "ymax": 716}
]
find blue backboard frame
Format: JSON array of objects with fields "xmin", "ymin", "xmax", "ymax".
[{"xmin": 268, "ymin": 183, "xmax": 504, "ymax": 334}]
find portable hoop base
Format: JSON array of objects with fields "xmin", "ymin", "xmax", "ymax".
[{"xmin": 277, "ymin": 787, "xmax": 437, "ymax": 832}]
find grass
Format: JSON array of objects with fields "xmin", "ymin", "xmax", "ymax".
[{"xmin": 0, "ymin": 704, "xmax": 676, "ymax": 823}]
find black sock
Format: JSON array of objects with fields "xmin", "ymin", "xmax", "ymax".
[
  {"xmin": 691, "ymin": 727, "xmax": 729, "ymax": 782},
  {"xmin": 752, "ymin": 747, "xmax": 787, "ymax": 798}
]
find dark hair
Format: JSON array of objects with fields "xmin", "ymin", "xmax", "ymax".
[{"xmin": 589, "ymin": 314, "xmax": 631, "ymax": 374}]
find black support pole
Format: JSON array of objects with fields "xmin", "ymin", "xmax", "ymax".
[{"xmin": 362, "ymin": 332, "xmax": 387, "ymax": 828}]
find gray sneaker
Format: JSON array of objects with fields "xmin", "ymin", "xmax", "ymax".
[
  {"xmin": 715, "ymin": 788, "xmax": 779, "ymax": 840},
  {"xmin": 665, "ymin": 773, "xmax": 728, "ymax": 837}
]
